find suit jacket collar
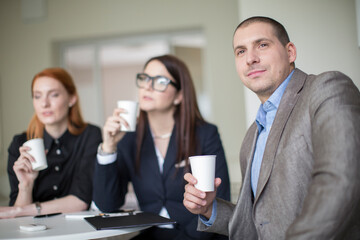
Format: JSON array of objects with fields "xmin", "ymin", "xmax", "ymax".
[
  {"xmin": 143, "ymin": 123, "xmax": 177, "ymax": 180},
  {"xmin": 254, "ymin": 68, "xmax": 307, "ymax": 202},
  {"xmin": 242, "ymin": 123, "xmax": 259, "ymax": 200},
  {"xmin": 162, "ymin": 125, "xmax": 177, "ymax": 179}
]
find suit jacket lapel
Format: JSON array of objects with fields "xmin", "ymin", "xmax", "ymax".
[
  {"xmin": 232, "ymin": 122, "xmax": 258, "ymax": 236},
  {"xmin": 254, "ymin": 69, "xmax": 308, "ymax": 202},
  {"xmin": 241, "ymin": 123, "xmax": 259, "ymax": 200},
  {"xmin": 161, "ymin": 126, "xmax": 177, "ymax": 179},
  {"xmin": 240, "ymin": 122, "xmax": 259, "ymax": 180},
  {"xmin": 142, "ymin": 125, "xmax": 163, "ymax": 180}
]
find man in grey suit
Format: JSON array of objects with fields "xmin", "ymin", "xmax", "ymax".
[{"xmin": 183, "ymin": 16, "xmax": 360, "ymax": 239}]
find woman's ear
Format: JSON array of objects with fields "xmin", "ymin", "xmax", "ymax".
[
  {"xmin": 174, "ymin": 91, "xmax": 183, "ymax": 105},
  {"xmin": 69, "ymin": 95, "xmax": 77, "ymax": 108}
]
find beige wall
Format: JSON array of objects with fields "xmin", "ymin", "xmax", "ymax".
[
  {"xmin": 0, "ymin": 0, "xmax": 359, "ymax": 204},
  {"xmin": 0, "ymin": 0, "xmax": 243, "ymax": 203}
]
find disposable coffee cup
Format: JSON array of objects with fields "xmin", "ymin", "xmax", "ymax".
[
  {"xmin": 117, "ymin": 100, "xmax": 138, "ymax": 132},
  {"xmin": 23, "ymin": 138, "xmax": 48, "ymax": 171},
  {"xmin": 189, "ymin": 155, "xmax": 216, "ymax": 192}
]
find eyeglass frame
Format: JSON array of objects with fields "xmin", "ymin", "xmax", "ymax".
[{"xmin": 136, "ymin": 73, "xmax": 181, "ymax": 92}]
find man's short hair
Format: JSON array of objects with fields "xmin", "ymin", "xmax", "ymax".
[{"xmin": 234, "ymin": 16, "xmax": 291, "ymax": 46}]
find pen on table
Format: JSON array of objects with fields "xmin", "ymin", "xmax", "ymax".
[
  {"xmin": 34, "ymin": 212, "xmax": 62, "ymax": 218},
  {"xmin": 99, "ymin": 211, "xmax": 138, "ymax": 218},
  {"xmin": 64, "ymin": 213, "xmax": 97, "ymax": 219}
]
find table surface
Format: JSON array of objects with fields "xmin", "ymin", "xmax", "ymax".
[{"xmin": 0, "ymin": 211, "xmax": 146, "ymax": 240}]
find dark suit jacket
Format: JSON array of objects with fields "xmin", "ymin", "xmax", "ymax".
[
  {"xmin": 93, "ymin": 121, "xmax": 231, "ymax": 239},
  {"xmin": 198, "ymin": 69, "xmax": 360, "ymax": 239}
]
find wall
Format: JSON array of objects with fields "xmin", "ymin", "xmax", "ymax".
[{"xmin": 0, "ymin": 0, "xmax": 243, "ymax": 203}]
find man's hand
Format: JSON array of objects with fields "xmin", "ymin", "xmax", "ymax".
[{"xmin": 183, "ymin": 173, "xmax": 222, "ymax": 219}]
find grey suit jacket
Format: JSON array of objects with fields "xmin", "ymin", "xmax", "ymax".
[{"xmin": 198, "ymin": 69, "xmax": 360, "ymax": 239}]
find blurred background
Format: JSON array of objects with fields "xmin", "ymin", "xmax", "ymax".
[{"xmin": 0, "ymin": 0, "xmax": 359, "ymax": 206}]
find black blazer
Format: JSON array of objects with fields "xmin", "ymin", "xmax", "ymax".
[{"xmin": 93, "ymin": 121, "xmax": 230, "ymax": 239}]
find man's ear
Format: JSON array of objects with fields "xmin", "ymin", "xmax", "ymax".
[{"xmin": 286, "ymin": 42, "xmax": 297, "ymax": 64}]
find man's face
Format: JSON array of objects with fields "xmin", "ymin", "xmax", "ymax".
[{"xmin": 233, "ymin": 22, "xmax": 296, "ymax": 103}]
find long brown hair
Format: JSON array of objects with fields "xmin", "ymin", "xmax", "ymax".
[
  {"xmin": 26, "ymin": 67, "xmax": 87, "ymax": 139},
  {"xmin": 135, "ymin": 55, "xmax": 205, "ymax": 172}
]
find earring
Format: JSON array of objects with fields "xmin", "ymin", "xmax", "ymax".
[
  {"xmin": 69, "ymin": 104, "xmax": 73, "ymax": 108},
  {"xmin": 174, "ymin": 100, "xmax": 179, "ymax": 105}
]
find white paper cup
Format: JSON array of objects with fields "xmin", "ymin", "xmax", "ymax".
[
  {"xmin": 189, "ymin": 155, "xmax": 216, "ymax": 192},
  {"xmin": 117, "ymin": 100, "xmax": 138, "ymax": 132},
  {"xmin": 23, "ymin": 138, "xmax": 48, "ymax": 171}
]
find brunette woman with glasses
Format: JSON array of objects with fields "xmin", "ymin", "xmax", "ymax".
[{"xmin": 93, "ymin": 55, "xmax": 230, "ymax": 240}]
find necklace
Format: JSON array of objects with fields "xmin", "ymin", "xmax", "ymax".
[{"xmin": 153, "ymin": 132, "xmax": 172, "ymax": 139}]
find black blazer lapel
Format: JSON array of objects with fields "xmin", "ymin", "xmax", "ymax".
[
  {"xmin": 140, "ymin": 126, "xmax": 163, "ymax": 181},
  {"xmin": 162, "ymin": 126, "xmax": 177, "ymax": 179}
]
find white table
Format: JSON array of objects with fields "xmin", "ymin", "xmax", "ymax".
[{"xmin": 0, "ymin": 211, "xmax": 146, "ymax": 240}]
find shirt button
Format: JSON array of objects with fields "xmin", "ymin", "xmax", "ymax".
[
  {"xmin": 56, "ymin": 149, "xmax": 61, "ymax": 155},
  {"xmin": 55, "ymin": 139, "xmax": 59, "ymax": 144},
  {"xmin": 53, "ymin": 185, "xmax": 58, "ymax": 191},
  {"xmin": 54, "ymin": 166, "xmax": 60, "ymax": 171}
]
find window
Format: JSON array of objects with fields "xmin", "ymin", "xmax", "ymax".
[{"xmin": 58, "ymin": 31, "xmax": 206, "ymax": 127}]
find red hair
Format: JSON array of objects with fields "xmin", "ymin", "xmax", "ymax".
[{"xmin": 26, "ymin": 68, "xmax": 87, "ymax": 139}]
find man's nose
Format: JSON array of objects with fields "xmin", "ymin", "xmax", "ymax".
[{"xmin": 246, "ymin": 49, "xmax": 260, "ymax": 65}]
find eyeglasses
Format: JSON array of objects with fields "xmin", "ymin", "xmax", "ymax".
[{"xmin": 136, "ymin": 73, "xmax": 181, "ymax": 92}]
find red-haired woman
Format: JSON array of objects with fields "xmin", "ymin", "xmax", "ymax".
[
  {"xmin": 1, "ymin": 68, "xmax": 102, "ymax": 218},
  {"xmin": 93, "ymin": 55, "xmax": 230, "ymax": 240}
]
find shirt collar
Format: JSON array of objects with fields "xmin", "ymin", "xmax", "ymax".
[
  {"xmin": 255, "ymin": 70, "xmax": 294, "ymax": 131},
  {"xmin": 43, "ymin": 130, "xmax": 53, "ymax": 152},
  {"xmin": 43, "ymin": 128, "xmax": 71, "ymax": 151}
]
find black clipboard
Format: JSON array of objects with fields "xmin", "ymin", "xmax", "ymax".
[{"xmin": 84, "ymin": 212, "xmax": 176, "ymax": 230}]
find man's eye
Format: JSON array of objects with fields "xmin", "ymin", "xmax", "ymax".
[
  {"xmin": 259, "ymin": 43, "xmax": 268, "ymax": 48},
  {"xmin": 236, "ymin": 49, "xmax": 245, "ymax": 56}
]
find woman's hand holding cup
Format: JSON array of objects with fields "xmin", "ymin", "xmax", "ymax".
[
  {"xmin": 102, "ymin": 108, "xmax": 128, "ymax": 153},
  {"xmin": 102, "ymin": 101, "xmax": 138, "ymax": 153},
  {"xmin": 13, "ymin": 145, "xmax": 40, "ymax": 189}
]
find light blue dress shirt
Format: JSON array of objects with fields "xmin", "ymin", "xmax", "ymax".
[
  {"xmin": 251, "ymin": 70, "xmax": 294, "ymax": 196},
  {"xmin": 200, "ymin": 70, "xmax": 294, "ymax": 226}
]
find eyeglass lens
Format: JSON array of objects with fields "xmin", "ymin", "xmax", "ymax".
[{"xmin": 137, "ymin": 74, "xmax": 171, "ymax": 92}]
